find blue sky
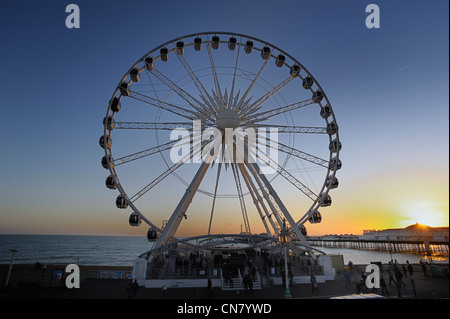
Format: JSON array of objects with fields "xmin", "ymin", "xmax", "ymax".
[{"xmin": 0, "ymin": 0, "xmax": 448, "ymax": 236}]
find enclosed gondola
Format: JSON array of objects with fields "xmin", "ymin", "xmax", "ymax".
[
  {"xmin": 130, "ymin": 68, "xmax": 140, "ymax": 82},
  {"xmin": 129, "ymin": 213, "xmax": 142, "ymax": 227},
  {"xmin": 103, "ymin": 116, "xmax": 114, "ymax": 130},
  {"xmin": 302, "ymin": 76, "xmax": 313, "ymax": 89},
  {"xmin": 309, "ymin": 211, "xmax": 322, "ymax": 224},
  {"xmin": 101, "ymin": 155, "xmax": 114, "ymax": 169},
  {"xmin": 194, "ymin": 37, "xmax": 202, "ymax": 51},
  {"xmin": 326, "ymin": 176, "xmax": 339, "ymax": 189},
  {"xmin": 147, "ymin": 228, "xmax": 158, "ymax": 241},
  {"xmin": 176, "ymin": 41, "xmax": 184, "ymax": 55},
  {"xmin": 290, "ymin": 64, "xmax": 300, "ymax": 77},
  {"xmin": 329, "ymin": 157, "xmax": 342, "ymax": 171},
  {"xmin": 105, "ymin": 175, "xmax": 117, "ymax": 189},
  {"xmin": 312, "ymin": 90, "xmax": 324, "ymax": 103},
  {"xmin": 119, "ymin": 82, "xmax": 129, "ymax": 96},
  {"xmin": 99, "ymin": 135, "xmax": 112, "ymax": 149},
  {"xmin": 320, "ymin": 194, "xmax": 332, "ymax": 207},
  {"xmin": 160, "ymin": 47, "xmax": 169, "ymax": 62},
  {"xmin": 228, "ymin": 37, "xmax": 236, "ymax": 50},
  {"xmin": 244, "ymin": 40, "xmax": 253, "ymax": 54},
  {"xmin": 110, "ymin": 97, "xmax": 121, "ymax": 113},
  {"xmin": 329, "ymin": 138, "xmax": 342, "ymax": 153},
  {"xmin": 145, "ymin": 57, "xmax": 154, "ymax": 71},
  {"xmin": 261, "ymin": 46, "xmax": 271, "ymax": 59},
  {"xmin": 320, "ymin": 105, "xmax": 332, "ymax": 119},
  {"xmin": 116, "ymin": 195, "xmax": 128, "ymax": 209},
  {"xmin": 326, "ymin": 121, "xmax": 338, "ymax": 135},
  {"xmin": 275, "ymin": 54, "xmax": 285, "ymax": 67},
  {"xmin": 300, "ymin": 225, "xmax": 307, "ymax": 236},
  {"xmin": 211, "ymin": 36, "xmax": 220, "ymax": 49}
]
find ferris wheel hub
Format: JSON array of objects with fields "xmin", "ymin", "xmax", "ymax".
[{"xmin": 216, "ymin": 109, "xmax": 240, "ymax": 130}]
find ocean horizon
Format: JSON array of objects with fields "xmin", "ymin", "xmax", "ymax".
[
  {"xmin": 0, "ymin": 234, "xmax": 151, "ymax": 266},
  {"xmin": 0, "ymin": 234, "xmax": 447, "ymax": 267}
]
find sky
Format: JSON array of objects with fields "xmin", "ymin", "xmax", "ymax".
[{"xmin": 0, "ymin": 0, "xmax": 448, "ymax": 238}]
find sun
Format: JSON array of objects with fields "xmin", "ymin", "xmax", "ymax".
[{"xmin": 398, "ymin": 201, "xmax": 449, "ymax": 227}]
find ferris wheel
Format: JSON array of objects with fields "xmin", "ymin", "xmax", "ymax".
[{"xmin": 100, "ymin": 32, "xmax": 341, "ymax": 255}]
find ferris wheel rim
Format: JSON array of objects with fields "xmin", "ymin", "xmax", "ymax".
[{"xmin": 101, "ymin": 31, "xmax": 341, "ymax": 242}]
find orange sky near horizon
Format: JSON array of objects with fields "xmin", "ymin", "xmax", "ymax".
[
  {"xmin": 0, "ymin": 1, "xmax": 448, "ymax": 240},
  {"xmin": 0, "ymin": 158, "xmax": 447, "ymax": 238}
]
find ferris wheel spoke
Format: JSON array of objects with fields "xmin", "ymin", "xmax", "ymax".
[
  {"xmin": 245, "ymin": 140, "xmax": 318, "ymax": 201},
  {"xmin": 235, "ymin": 55, "xmax": 270, "ymax": 112},
  {"xmin": 246, "ymin": 124, "xmax": 327, "ymax": 135},
  {"xmin": 234, "ymin": 141, "xmax": 284, "ymax": 231},
  {"xmin": 237, "ymin": 163, "xmax": 273, "ymax": 236},
  {"xmin": 175, "ymin": 52, "xmax": 219, "ymax": 115},
  {"xmin": 234, "ymin": 129, "xmax": 329, "ymax": 168},
  {"xmin": 240, "ymin": 98, "xmax": 315, "ymax": 126},
  {"xmin": 207, "ymin": 162, "xmax": 222, "ymax": 235},
  {"xmin": 239, "ymin": 75, "xmax": 294, "ymax": 118},
  {"xmin": 229, "ymin": 40, "xmax": 242, "ymax": 111},
  {"xmin": 245, "ymin": 158, "xmax": 309, "ymax": 242},
  {"xmin": 130, "ymin": 139, "xmax": 210, "ymax": 203},
  {"xmin": 231, "ymin": 163, "xmax": 251, "ymax": 234},
  {"xmin": 113, "ymin": 138, "xmax": 186, "ymax": 166},
  {"xmin": 243, "ymin": 159, "xmax": 284, "ymax": 232},
  {"xmin": 206, "ymin": 39, "xmax": 225, "ymax": 111},
  {"xmin": 113, "ymin": 121, "xmax": 194, "ymax": 131},
  {"xmin": 278, "ymin": 142, "xmax": 329, "ymax": 168},
  {"xmin": 149, "ymin": 67, "xmax": 212, "ymax": 118},
  {"xmin": 263, "ymin": 137, "xmax": 329, "ymax": 168},
  {"xmin": 128, "ymin": 90, "xmax": 202, "ymax": 120},
  {"xmin": 154, "ymin": 153, "xmax": 214, "ymax": 249}
]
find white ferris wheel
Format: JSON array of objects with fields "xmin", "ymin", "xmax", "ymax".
[{"xmin": 100, "ymin": 32, "xmax": 341, "ymax": 260}]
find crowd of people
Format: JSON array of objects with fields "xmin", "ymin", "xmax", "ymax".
[{"xmin": 342, "ymin": 259, "xmax": 418, "ymax": 297}]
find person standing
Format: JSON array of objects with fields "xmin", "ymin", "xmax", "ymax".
[
  {"xmin": 207, "ymin": 278, "xmax": 214, "ymax": 298},
  {"xmin": 131, "ymin": 279, "xmax": 139, "ymax": 298},
  {"xmin": 387, "ymin": 267, "xmax": 396, "ymax": 286},
  {"xmin": 394, "ymin": 266, "xmax": 405, "ymax": 289},
  {"xmin": 311, "ymin": 274, "xmax": 319, "ymax": 293},
  {"xmin": 380, "ymin": 276, "xmax": 389, "ymax": 295},
  {"xmin": 348, "ymin": 261, "xmax": 353, "ymax": 273},
  {"xmin": 402, "ymin": 265, "xmax": 408, "ymax": 278},
  {"xmin": 407, "ymin": 260, "xmax": 414, "ymax": 278},
  {"xmin": 127, "ymin": 280, "xmax": 139, "ymax": 299},
  {"xmin": 344, "ymin": 269, "xmax": 351, "ymax": 287}
]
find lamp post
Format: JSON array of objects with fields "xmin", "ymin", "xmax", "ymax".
[
  {"xmin": 387, "ymin": 237, "xmax": 393, "ymax": 264},
  {"xmin": 278, "ymin": 219, "xmax": 291, "ymax": 299},
  {"xmin": 5, "ymin": 249, "xmax": 18, "ymax": 287}
]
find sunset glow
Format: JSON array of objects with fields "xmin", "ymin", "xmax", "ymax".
[{"xmin": 0, "ymin": 1, "xmax": 448, "ymax": 238}]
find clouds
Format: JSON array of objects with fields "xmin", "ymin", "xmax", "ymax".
[{"xmin": 396, "ymin": 64, "xmax": 416, "ymax": 72}]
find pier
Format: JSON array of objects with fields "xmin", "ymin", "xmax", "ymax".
[
  {"xmin": 307, "ymin": 236, "xmax": 449, "ymax": 256},
  {"xmin": 308, "ymin": 224, "xmax": 449, "ymax": 257}
]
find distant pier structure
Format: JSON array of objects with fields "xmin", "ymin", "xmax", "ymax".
[{"xmin": 308, "ymin": 224, "xmax": 449, "ymax": 257}]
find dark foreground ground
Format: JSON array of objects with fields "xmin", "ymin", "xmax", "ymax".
[
  {"xmin": 1, "ymin": 263, "xmax": 448, "ymax": 300},
  {"xmin": 40, "ymin": 274, "xmax": 449, "ymax": 300}
]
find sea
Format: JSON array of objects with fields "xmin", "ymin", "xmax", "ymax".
[{"xmin": 0, "ymin": 234, "xmax": 447, "ymax": 266}]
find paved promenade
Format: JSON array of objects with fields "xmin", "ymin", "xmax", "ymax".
[{"xmin": 2, "ymin": 263, "xmax": 448, "ymax": 300}]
